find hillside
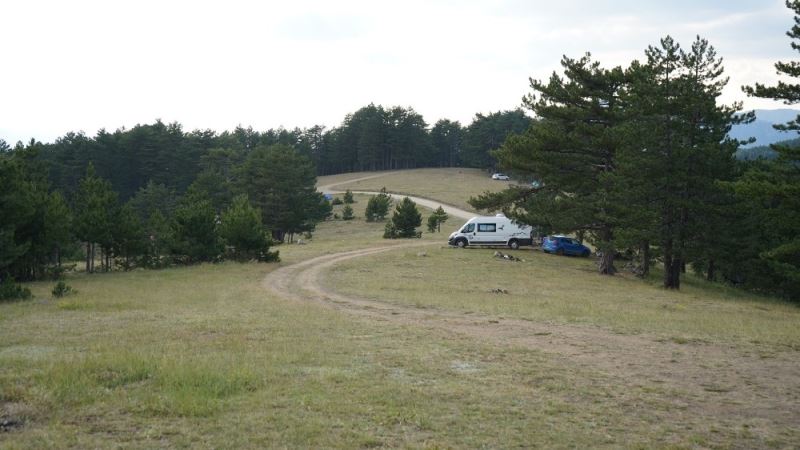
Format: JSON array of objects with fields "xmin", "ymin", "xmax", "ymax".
[
  {"xmin": 2, "ymin": 171, "xmax": 798, "ymax": 448},
  {"xmin": 730, "ymin": 108, "xmax": 800, "ymax": 148},
  {"xmin": 318, "ymin": 167, "xmax": 519, "ymax": 213}
]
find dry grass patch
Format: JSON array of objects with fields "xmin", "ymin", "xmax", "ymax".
[
  {"xmin": 318, "ymin": 168, "xmax": 519, "ymax": 212},
  {"xmin": 328, "ymin": 246, "xmax": 800, "ymax": 347}
]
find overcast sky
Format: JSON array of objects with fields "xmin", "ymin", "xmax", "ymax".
[{"xmin": 1, "ymin": 0, "xmax": 798, "ymax": 144}]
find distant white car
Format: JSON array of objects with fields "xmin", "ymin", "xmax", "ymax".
[{"xmin": 491, "ymin": 173, "xmax": 510, "ymax": 180}]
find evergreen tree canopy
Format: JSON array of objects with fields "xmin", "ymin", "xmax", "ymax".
[
  {"xmin": 389, "ymin": 197, "xmax": 422, "ymax": 238},
  {"xmin": 736, "ymin": 0, "xmax": 800, "ymax": 298},
  {"xmin": 220, "ymin": 194, "xmax": 278, "ymax": 262},
  {"xmin": 364, "ymin": 188, "xmax": 392, "ymax": 222},
  {"xmin": 238, "ymin": 144, "xmax": 330, "ymax": 242}
]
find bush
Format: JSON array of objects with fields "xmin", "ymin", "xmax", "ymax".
[
  {"xmin": 426, "ymin": 206, "xmax": 449, "ymax": 232},
  {"xmin": 383, "ymin": 222, "xmax": 398, "ymax": 239},
  {"xmin": 342, "ymin": 205, "xmax": 354, "ymax": 220},
  {"xmin": 343, "ymin": 190, "xmax": 355, "ymax": 204},
  {"xmin": 0, "ymin": 278, "xmax": 31, "ymax": 302},
  {"xmin": 365, "ymin": 188, "xmax": 392, "ymax": 222},
  {"xmin": 331, "ymin": 197, "xmax": 343, "ymax": 205},
  {"xmin": 52, "ymin": 281, "xmax": 75, "ymax": 298}
]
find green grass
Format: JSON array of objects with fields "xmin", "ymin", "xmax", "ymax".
[
  {"xmin": 2, "ymin": 174, "xmax": 799, "ymax": 448},
  {"xmin": 319, "ymin": 168, "xmax": 519, "ymax": 212},
  {"xmin": 0, "ymin": 250, "xmax": 686, "ymax": 448}
]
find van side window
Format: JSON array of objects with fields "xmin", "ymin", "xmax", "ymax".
[
  {"xmin": 477, "ymin": 223, "xmax": 496, "ymax": 232},
  {"xmin": 461, "ymin": 223, "xmax": 475, "ymax": 233}
]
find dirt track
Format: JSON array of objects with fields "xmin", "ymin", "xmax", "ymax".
[{"xmin": 264, "ymin": 243, "xmax": 800, "ymax": 442}]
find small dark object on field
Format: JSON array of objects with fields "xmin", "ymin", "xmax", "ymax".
[
  {"xmin": 416, "ymin": 251, "xmax": 427, "ymax": 257},
  {"xmin": 1, "ymin": 417, "xmax": 23, "ymax": 432},
  {"xmin": 493, "ymin": 251, "xmax": 523, "ymax": 262},
  {"xmin": 52, "ymin": 281, "xmax": 75, "ymax": 298},
  {"xmin": 488, "ymin": 288, "xmax": 509, "ymax": 294}
]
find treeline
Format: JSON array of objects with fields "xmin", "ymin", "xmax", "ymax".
[
  {"xmin": 1, "ymin": 142, "xmax": 331, "ymax": 294},
  {"xmin": 0, "ymin": 106, "xmax": 530, "ymax": 203},
  {"xmin": 472, "ymin": 30, "xmax": 800, "ymax": 301},
  {"xmin": 735, "ymin": 137, "xmax": 800, "ymax": 161}
]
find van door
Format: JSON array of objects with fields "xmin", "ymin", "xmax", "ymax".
[
  {"xmin": 474, "ymin": 222, "xmax": 499, "ymax": 245},
  {"xmin": 461, "ymin": 223, "xmax": 476, "ymax": 243}
]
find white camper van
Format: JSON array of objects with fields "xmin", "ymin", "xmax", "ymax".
[{"xmin": 447, "ymin": 214, "xmax": 533, "ymax": 249}]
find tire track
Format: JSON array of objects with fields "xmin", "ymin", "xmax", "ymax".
[{"xmin": 263, "ymin": 244, "xmax": 800, "ymax": 437}]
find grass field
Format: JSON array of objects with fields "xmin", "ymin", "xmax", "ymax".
[
  {"xmin": 328, "ymin": 245, "xmax": 800, "ymax": 347},
  {"xmin": 318, "ymin": 167, "xmax": 519, "ymax": 212},
  {"xmin": 2, "ymin": 171, "xmax": 799, "ymax": 448}
]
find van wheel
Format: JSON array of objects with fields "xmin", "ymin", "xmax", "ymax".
[
  {"xmin": 456, "ymin": 238, "xmax": 467, "ymax": 248},
  {"xmin": 508, "ymin": 239, "xmax": 519, "ymax": 250}
]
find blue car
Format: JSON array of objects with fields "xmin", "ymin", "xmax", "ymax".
[{"xmin": 542, "ymin": 235, "xmax": 591, "ymax": 257}]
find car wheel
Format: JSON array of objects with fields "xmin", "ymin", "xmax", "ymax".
[
  {"xmin": 556, "ymin": 248, "xmax": 565, "ymax": 256},
  {"xmin": 508, "ymin": 239, "xmax": 519, "ymax": 250},
  {"xmin": 456, "ymin": 238, "xmax": 467, "ymax": 248},
  {"xmin": 582, "ymin": 249, "xmax": 591, "ymax": 257}
]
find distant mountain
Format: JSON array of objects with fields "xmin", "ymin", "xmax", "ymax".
[{"xmin": 730, "ymin": 109, "xmax": 800, "ymax": 148}]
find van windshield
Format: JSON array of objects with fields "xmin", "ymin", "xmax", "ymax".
[{"xmin": 461, "ymin": 223, "xmax": 475, "ymax": 233}]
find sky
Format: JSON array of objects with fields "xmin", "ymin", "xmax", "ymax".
[{"xmin": 1, "ymin": 0, "xmax": 798, "ymax": 144}]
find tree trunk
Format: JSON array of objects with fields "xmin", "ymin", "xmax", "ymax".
[
  {"xmin": 85, "ymin": 242, "xmax": 91, "ymax": 273},
  {"xmin": 640, "ymin": 240, "xmax": 650, "ymax": 277},
  {"xmin": 598, "ymin": 250, "xmax": 617, "ymax": 275},
  {"xmin": 706, "ymin": 259, "xmax": 715, "ymax": 282},
  {"xmin": 597, "ymin": 228, "xmax": 616, "ymax": 275},
  {"xmin": 663, "ymin": 240, "xmax": 674, "ymax": 289},
  {"xmin": 664, "ymin": 255, "xmax": 682, "ymax": 290}
]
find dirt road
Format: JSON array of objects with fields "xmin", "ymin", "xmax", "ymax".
[
  {"xmin": 264, "ymin": 243, "xmax": 800, "ymax": 443},
  {"xmin": 318, "ymin": 173, "xmax": 476, "ymax": 221}
]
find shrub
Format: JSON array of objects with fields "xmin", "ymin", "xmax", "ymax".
[
  {"xmin": 426, "ymin": 206, "xmax": 449, "ymax": 232},
  {"xmin": 343, "ymin": 190, "xmax": 355, "ymax": 204},
  {"xmin": 331, "ymin": 197, "xmax": 343, "ymax": 205},
  {"xmin": 52, "ymin": 281, "xmax": 75, "ymax": 298},
  {"xmin": 0, "ymin": 278, "xmax": 31, "ymax": 302},
  {"xmin": 383, "ymin": 222, "xmax": 398, "ymax": 239},
  {"xmin": 365, "ymin": 188, "xmax": 392, "ymax": 222},
  {"xmin": 342, "ymin": 205, "xmax": 354, "ymax": 220}
]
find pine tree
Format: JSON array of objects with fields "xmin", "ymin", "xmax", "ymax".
[
  {"xmin": 364, "ymin": 188, "xmax": 392, "ymax": 222},
  {"xmin": 143, "ymin": 210, "xmax": 173, "ymax": 269},
  {"xmin": 171, "ymin": 192, "xmax": 223, "ymax": 264},
  {"xmin": 341, "ymin": 205, "xmax": 354, "ymax": 220},
  {"xmin": 343, "ymin": 189, "xmax": 355, "ymax": 204},
  {"xmin": 219, "ymin": 194, "xmax": 278, "ymax": 262},
  {"xmin": 74, "ymin": 163, "xmax": 119, "ymax": 273},
  {"xmin": 473, "ymin": 55, "xmax": 627, "ymax": 274},
  {"xmin": 426, "ymin": 206, "xmax": 449, "ymax": 232},
  {"xmin": 622, "ymin": 36, "xmax": 745, "ymax": 289},
  {"xmin": 387, "ymin": 197, "xmax": 422, "ymax": 238},
  {"xmin": 0, "ymin": 154, "xmax": 35, "ymax": 281},
  {"xmin": 112, "ymin": 203, "xmax": 145, "ymax": 270},
  {"xmin": 735, "ymin": 0, "xmax": 800, "ymax": 299},
  {"xmin": 238, "ymin": 144, "xmax": 330, "ymax": 242}
]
